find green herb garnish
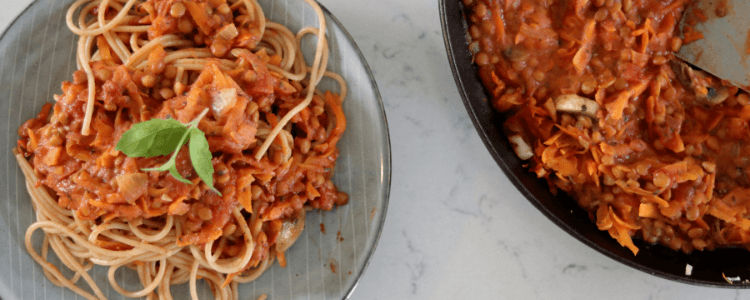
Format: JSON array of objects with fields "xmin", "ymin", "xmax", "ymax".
[{"xmin": 115, "ymin": 108, "xmax": 221, "ymax": 195}]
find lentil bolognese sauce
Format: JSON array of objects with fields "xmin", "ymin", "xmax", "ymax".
[
  {"xmin": 14, "ymin": 0, "xmax": 348, "ymax": 299},
  {"xmin": 463, "ymin": 0, "xmax": 750, "ymax": 255}
]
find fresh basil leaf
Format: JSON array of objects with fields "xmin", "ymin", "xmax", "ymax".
[
  {"xmin": 118, "ymin": 108, "xmax": 217, "ymax": 190},
  {"xmin": 116, "ymin": 119, "xmax": 188, "ymax": 157},
  {"xmin": 168, "ymin": 165, "xmax": 192, "ymax": 184},
  {"xmin": 188, "ymin": 128, "xmax": 220, "ymax": 195}
]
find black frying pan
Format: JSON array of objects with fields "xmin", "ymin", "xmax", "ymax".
[{"xmin": 439, "ymin": 0, "xmax": 750, "ymax": 288}]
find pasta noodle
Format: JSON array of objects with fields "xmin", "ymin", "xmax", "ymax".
[{"xmin": 15, "ymin": 0, "xmax": 349, "ymax": 299}]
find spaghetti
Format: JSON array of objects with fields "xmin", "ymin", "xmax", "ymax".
[{"xmin": 15, "ymin": 0, "xmax": 348, "ymax": 299}]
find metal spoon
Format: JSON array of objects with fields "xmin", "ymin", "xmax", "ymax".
[{"xmin": 676, "ymin": 0, "xmax": 750, "ymax": 90}]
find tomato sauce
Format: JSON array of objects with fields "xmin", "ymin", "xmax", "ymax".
[{"xmin": 465, "ymin": 0, "xmax": 750, "ymax": 254}]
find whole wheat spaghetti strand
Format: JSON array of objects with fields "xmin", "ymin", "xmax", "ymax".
[
  {"xmin": 264, "ymin": 21, "xmax": 298, "ymax": 70},
  {"xmin": 97, "ymin": 0, "xmax": 131, "ymax": 61},
  {"xmin": 76, "ymin": 27, "xmax": 97, "ymax": 136},
  {"xmin": 66, "ymin": 0, "xmax": 137, "ymax": 36},
  {"xmin": 255, "ymin": 0, "xmax": 327, "ymax": 160},
  {"xmin": 107, "ymin": 257, "xmax": 167, "ymax": 298}
]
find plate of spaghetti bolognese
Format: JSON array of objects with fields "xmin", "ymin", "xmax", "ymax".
[{"xmin": 0, "ymin": 0, "xmax": 390, "ymax": 299}]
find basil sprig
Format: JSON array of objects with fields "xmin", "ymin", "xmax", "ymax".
[{"xmin": 115, "ymin": 109, "xmax": 221, "ymax": 195}]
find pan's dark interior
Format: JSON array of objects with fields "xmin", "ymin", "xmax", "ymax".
[{"xmin": 440, "ymin": 0, "xmax": 750, "ymax": 288}]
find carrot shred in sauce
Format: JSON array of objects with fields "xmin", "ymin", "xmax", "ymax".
[{"xmin": 465, "ymin": 0, "xmax": 750, "ymax": 254}]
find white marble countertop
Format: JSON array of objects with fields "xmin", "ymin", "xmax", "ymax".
[{"xmin": 4, "ymin": 0, "xmax": 750, "ymax": 299}]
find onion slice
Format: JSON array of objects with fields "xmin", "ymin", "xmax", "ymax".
[
  {"xmin": 210, "ymin": 88, "xmax": 238, "ymax": 119},
  {"xmin": 116, "ymin": 173, "xmax": 149, "ymax": 204}
]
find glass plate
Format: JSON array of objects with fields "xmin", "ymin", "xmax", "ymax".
[{"xmin": 0, "ymin": 0, "xmax": 391, "ymax": 299}]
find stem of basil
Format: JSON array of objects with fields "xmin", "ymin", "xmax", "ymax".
[
  {"xmin": 187, "ymin": 108, "xmax": 210, "ymax": 128},
  {"xmin": 142, "ymin": 108, "xmax": 210, "ymax": 173}
]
